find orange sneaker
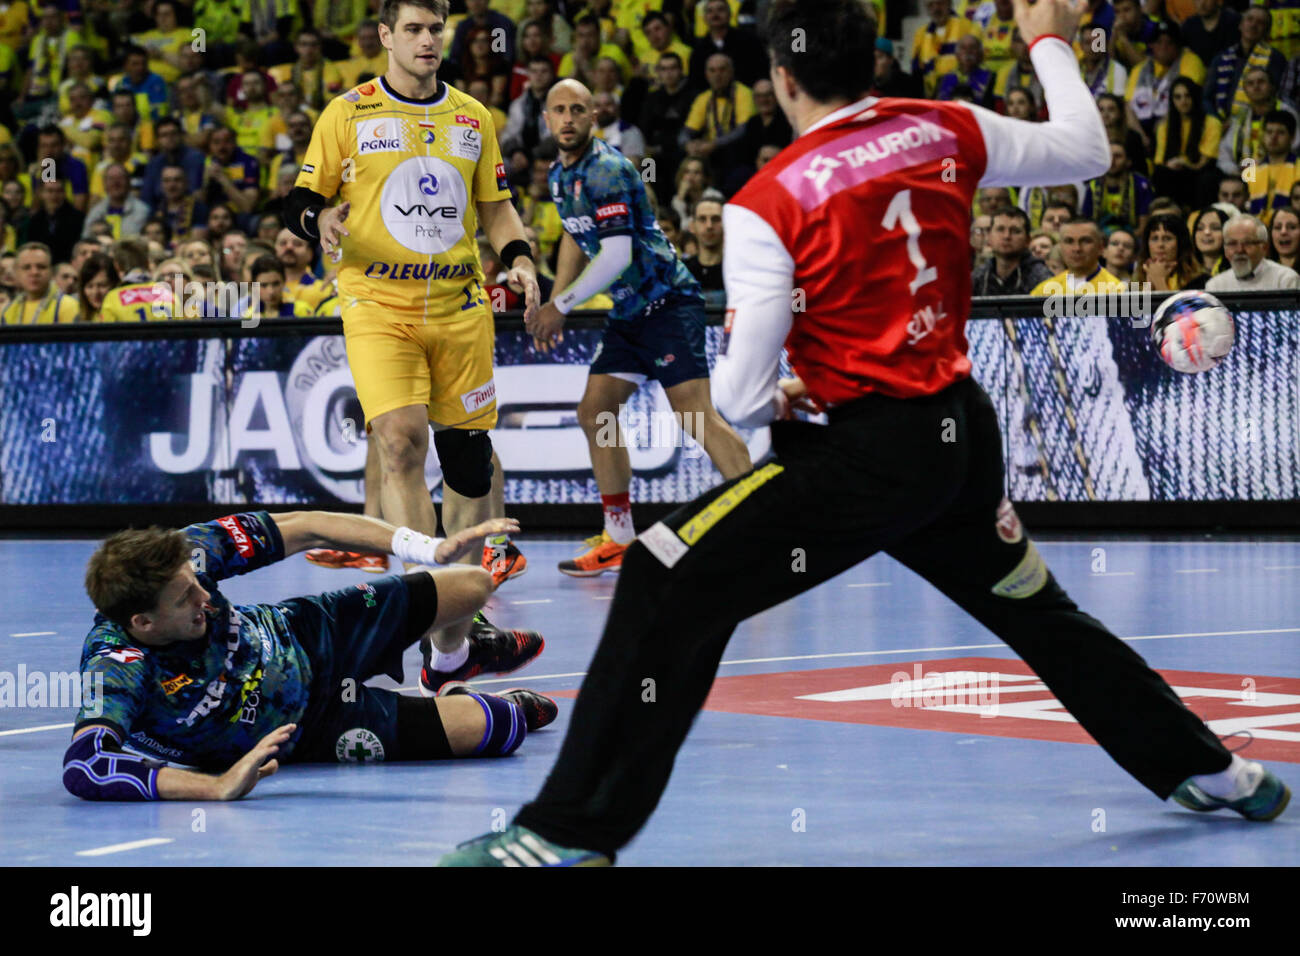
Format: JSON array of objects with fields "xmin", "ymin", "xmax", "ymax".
[
  {"xmin": 558, "ymin": 530, "xmax": 629, "ymax": 577},
  {"xmin": 482, "ymin": 539, "xmax": 528, "ymax": 586},
  {"xmin": 305, "ymin": 549, "xmax": 390, "ymax": 573}
]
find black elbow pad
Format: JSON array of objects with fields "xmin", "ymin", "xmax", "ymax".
[{"xmin": 284, "ymin": 187, "xmax": 328, "ymax": 241}]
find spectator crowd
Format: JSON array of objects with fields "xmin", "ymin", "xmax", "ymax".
[{"xmin": 0, "ymin": 0, "xmax": 1298, "ymax": 324}]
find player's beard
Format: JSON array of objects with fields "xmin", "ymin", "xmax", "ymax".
[{"xmin": 560, "ymin": 127, "xmax": 592, "ymax": 158}]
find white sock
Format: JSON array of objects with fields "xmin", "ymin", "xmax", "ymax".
[
  {"xmin": 604, "ymin": 509, "xmax": 635, "ymax": 544},
  {"xmin": 429, "ymin": 639, "xmax": 470, "ymax": 673},
  {"xmin": 1189, "ymin": 754, "xmax": 1257, "ymax": 800}
]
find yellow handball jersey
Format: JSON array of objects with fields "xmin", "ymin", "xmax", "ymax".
[
  {"xmin": 295, "ymin": 77, "xmax": 512, "ymax": 322},
  {"xmin": 0, "ymin": 290, "xmax": 79, "ymax": 325}
]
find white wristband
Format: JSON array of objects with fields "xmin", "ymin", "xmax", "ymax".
[{"xmin": 391, "ymin": 527, "xmax": 445, "ymax": 566}]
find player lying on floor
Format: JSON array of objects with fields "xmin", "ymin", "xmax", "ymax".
[{"xmin": 63, "ymin": 510, "xmax": 551, "ymax": 801}]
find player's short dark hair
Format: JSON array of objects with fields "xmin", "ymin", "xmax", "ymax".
[
  {"xmin": 528, "ymin": 54, "xmax": 556, "ymax": 69},
  {"xmin": 250, "ymin": 253, "xmax": 285, "ymax": 279},
  {"xmin": 992, "ymin": 207, "xmax": 1031, "ymax": 232},
  {"xmin": 574, "ymin": 14, "xmax": 600, "ymax": 31},
  {"xmin": 763, "ymin": 0, "xmax": 875, "ymax": 103},
  {"xmin": 1263, "ymin": 109, "xmax": 1297, "ymax": 140},
  {"xmin": 85, "ymin": 527, "xmax": 192, "ymax": 628},
  {"xmin": 112, "ymin": 237, "xmax": 151, "ymax": 274},
  {"xmin": 380, "ymin": 0, "xmax": 450, "ymax": 30},
  {"xmin": 658, "ymin": 206, "xmax": 681, "ymax": 229},
  {"xmin": 16, "ymin": 241, "xmax": 52, "ymax": 262},
  {"xmin": 122, "ymin": 44, "xmax": 149, "ymax": 62},
  {"xmin": 155, "ymin": 115, "xmax": 182, "ymax": 134},
  {"xmin": 1063, "ymin": 216, "xmax": 1101, "ymax": 233},
  {"xmin": 656, "ymin": 51, "xmax": 682, "ymax": 69},
  {"xmin": 38, "ymin": 124, "xmax": 64, "ymax": 142},
  {"xmin": 642, "ymin": 10, "xmax": 668, "ymax": 30}
]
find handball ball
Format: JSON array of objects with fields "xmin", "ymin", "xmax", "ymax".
[{"xmin": 1150, "ymin": 290, "xmax": 1235, "ymax": 374}]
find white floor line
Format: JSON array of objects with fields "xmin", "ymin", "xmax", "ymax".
[
  {"xmin": 9, "ymin": 631, "xmax": 56, "ymax": 637},
  {"xmin": 509, "ymin": 599, "xmax": 553, "ymax": 605},
  {"xmin": 1033, "ymin": 540, "xmax": 1300, "ymax": 546},
  {"xmin": 76, "ymin": 838, "xmax": 173, "ymax": 857},
  {"xmin": 591, "ymin": 595, "xmax": 613, "ymax": 600},
  {"xmin": 1265, "ymin": 565, "xmax": 1300, "ymax": 570},
  {"xmin": 0, "ymin": 722, "xmax": 74, "ymax": 737},
  {"xmin": 386, "ymin": 626, "xmax": 1300, "ymax": 691}
]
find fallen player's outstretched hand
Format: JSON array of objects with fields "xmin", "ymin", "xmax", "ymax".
[
  {"xmin": 1012, "ymin": 0, "xmax": 1087, "ymax": 46},
  {"xmin": 216, "ymin": 723, "xmax": 297, "ymax": 801},
  {"xmin": 435, "ymin": 517, "xmax": 522, "ymax": 565}
]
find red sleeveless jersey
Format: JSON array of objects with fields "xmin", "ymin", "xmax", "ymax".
[{"xmin": 728, "ymin": 98, "xmax": 989, "ymax": 406}]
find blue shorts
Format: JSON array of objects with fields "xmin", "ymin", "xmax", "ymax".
[
  {"xmin": 590, "ymin": 295, "xmax": 710, "ymax": 389},
  {"xmin": 281, "ymin": 573, "xmax": 436, "ymax": 764}
]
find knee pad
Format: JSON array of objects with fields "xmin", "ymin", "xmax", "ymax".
[
  {"xmin": 467, "ymin": 692, "xmax": 527, "ymax": 757},
  {"xmin": 433, "ymin": 428, "xmax": 493, "ymax": 498}
]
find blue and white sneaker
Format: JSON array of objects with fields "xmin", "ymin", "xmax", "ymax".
[
  {"xmin": 436, "ymin": 825, "xmax": 611, "ymax": 867},
  {"xmin": 1172, "ymin": 761, "xmax": 1290, "ymax": 821}
]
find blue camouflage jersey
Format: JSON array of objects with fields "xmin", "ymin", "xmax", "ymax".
[
  {"xmin": 75, "ymin": 512, "xmax": 314, "ymax": 769},
  {"xmin": 548, "ymin": 136, "xmax": 702, "ymax": 319}
]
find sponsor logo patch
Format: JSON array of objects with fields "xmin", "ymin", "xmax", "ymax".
[
  {"xmin": 335, "ymin": 727, "xmax": 386, "ymax": 762},
  {"xmin": 217, "ymin": 515, "xmax": 254, "ymax": 558},
  {"xmin": 160, "ymin": 674, "xmax": 193, "ymax": 696},
  {"xmin": 357, "ymin": 117, "xmax": 404, "ymax": 155},
  {"xmin": 119, "ymin": 285, "xmax": 169, "ymax": 305},
  {"xmin": 639, "ymin": 521, "xmax": 688, "ymax": 568},
  {"xmin": 454, "ymin": 114, "xmax": 480, "ymax": 129},
  {"xmin": 358, "ymin": 83, "xmax": 376, "ymax": 96},
  {"xmin": 990, "ymin": 540, "xmax": 1047, "ymax": 599},
  {"xmin": 96, "ymin": 647, "xmax": 144, "ymax": 664},
  {"xmin": 461, "ymin": 379, "xmax": 497, "ymax": 413},
  {"xmin": 301, "ymin": 163, "xmax": 315, "ymax": 173},
  {"xmin": 448, "ymin": 126, "xmax": 481, "ymax": 160},
  {"xmin": 595, "ymin": 202, "xmax": 628, "ymax": 221},
  {"xmin": 995, "ymin": 497, "xmax": 1023, "ymax": 544}
]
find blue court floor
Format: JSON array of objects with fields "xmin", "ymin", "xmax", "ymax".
[{"xmin": 1, "ymin": 534, "xmax": 1297, "ymax": 866}]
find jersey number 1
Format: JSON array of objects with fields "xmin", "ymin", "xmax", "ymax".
[{"xmin": 882, "ymin": 189, "xmax": 937, "ymax": 295}]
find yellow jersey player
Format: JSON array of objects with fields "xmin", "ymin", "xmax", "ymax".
[
  {"xmin": 283, "ymin": 0, "xmax": 541, "ymax": 696},
  {"xmin": 0, "ymin": 243, "xmax": 81, "ymax": 324}
]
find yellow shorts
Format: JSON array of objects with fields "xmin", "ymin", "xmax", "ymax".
[{"xmin": 342, "ymin": 299, "xmax": 497, "ymax": 429}]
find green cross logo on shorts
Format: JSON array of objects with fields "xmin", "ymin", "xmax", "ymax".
[{"xmin": 335, "ymin": 727, "xmax": 386, "ymax": 762}]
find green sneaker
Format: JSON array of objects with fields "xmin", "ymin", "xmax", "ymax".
[
  {"xmin": 1171, "ymin": 762, "xmax": 1291, "ymax": 821},
  {"xmin": 437, "ymin": 826, "xmax": 611, "ymax": 867}
]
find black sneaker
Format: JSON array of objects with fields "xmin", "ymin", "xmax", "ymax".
[
  {"xmin": 435, "ymin": 681, "xmax": 558, "ymax": 731},
  {"xmin": 419, "ymin": 613, "xmax": 544, "ymax": 697}
]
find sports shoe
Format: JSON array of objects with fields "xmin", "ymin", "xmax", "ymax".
[
  {"xmin": 437, "ymin": 681, "xmax": 558, "ymax": 731},
  {"xmin": 1171, "ymin": 762, "xmax": 1291, "ymax": 821},
  {"xmin": 305, "ymin": 549, "xmax": 390, "ymax": 573},
  {"xmin": 482, "ymin": 538, "xmax": 528, "ymax": 586},
  {"xmin": 436, "ymin": 825, "xmax": 611, "ymax": 867},
  {"xmin": 558, "ymin": 530, "xmax": 629, "ymax": 577},
  {"xmin": 419, "ymin": 612, "xmax": 544, "ymax": 696}
]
